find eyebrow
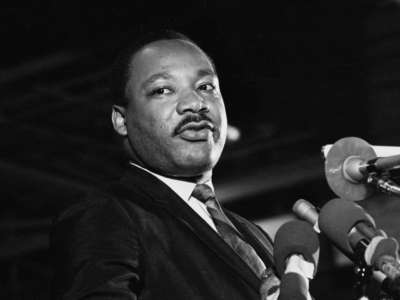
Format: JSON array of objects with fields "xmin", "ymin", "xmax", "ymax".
[
  {"xmin": 197, "ymin": 68, "xmax": 217, "ymax": 78},
  {"xmin": 140, "ymin": 68, "xmax": 217, "ymax": 90},
  {"xmin": 141, "ymin": 72, "xmax": 174, "ymax": 90}
]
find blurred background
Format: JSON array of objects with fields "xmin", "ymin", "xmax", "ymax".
[{"xmin": 1, "ymin": 1, "xmax": 400, "ymax": 299}]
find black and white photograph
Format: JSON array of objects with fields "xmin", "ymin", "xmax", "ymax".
[{"xmin": 2, "ymin": 1, "xmax": 400, "ymax": 299}]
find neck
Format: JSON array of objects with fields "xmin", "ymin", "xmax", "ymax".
[
  {"xmin": 129, "ymin": 161, "xmax": 212, "ymax": 184},
  {"xmin": 125, "ymin": 140, "xmax": 213, "ymax": 184},
  {"xmin": 171, "ymin": 170, "xmax": 213, "ymax": 184}
]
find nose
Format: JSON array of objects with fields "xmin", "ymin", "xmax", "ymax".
[{"xmin": 176, "ymin": 90, "xmax": 210, "ymax": 115}]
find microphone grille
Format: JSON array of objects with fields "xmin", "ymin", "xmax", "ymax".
[
  {"xmin": 319, "ymin": 198, "xmax": 373, "ymax": 256},
  {"xmin": 274, "ymin": 220, "xmax": 320, "ymax": 277}
]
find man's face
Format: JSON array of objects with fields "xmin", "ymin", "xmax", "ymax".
[{"xmin": 116, "ymin": 39, "xmax": 227, "ymax": 179}]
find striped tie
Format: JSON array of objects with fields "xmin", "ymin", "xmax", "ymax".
[{"xmin": 192, "ymin": 184, "xmax": 280, "ymax": 299}]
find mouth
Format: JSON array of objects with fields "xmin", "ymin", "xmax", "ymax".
[
  {"xmin": 177, "ymin": 121, "xmax": 214, "ymax": 133},
  {"xmin": 175, "ymin": 121, "xmax": 215, "ymax": 141}
]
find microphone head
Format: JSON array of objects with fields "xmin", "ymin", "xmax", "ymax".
[
  {"xmin": 278, "ymin": 272, "xmax": 308, "ymax": 300},
  {"xmin": 319, "ymin": 198, "xmax": 374, "ymax": 256},
  {"xmin": 365, "ymin": 237, "xmax": 399, "ymax": 269},
  {"xmin": 292, "ymin": 199, "xmax": 318, "ymax": 225},
  {"xmin": 324, "ymin": 137, "xmax": 375, "ymax": 201},
  {"xmin": 274, "ymin": 220, "xmax": 320, "ymax": 277}
]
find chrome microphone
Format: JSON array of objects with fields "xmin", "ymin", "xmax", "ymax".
[{"xmin": 323, "ymin": 137, "xmax": 400, "ymax": 201}]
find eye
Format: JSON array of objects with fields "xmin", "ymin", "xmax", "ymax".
[
  {"xmin": 148, "ymin": 87, "xmax": 173, "ymax": 96},
  {"xmin": 198, "ymin": 83, "xmax": 215, "ymax": 91}
]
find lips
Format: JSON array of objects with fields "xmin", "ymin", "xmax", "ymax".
[
  {"xmin": 177, "ymin": 121, "xmax": 214, "ymax": 133},
  {"xmin": 176, "ymin": 121, "xmax": 215, "ymax": 141}
]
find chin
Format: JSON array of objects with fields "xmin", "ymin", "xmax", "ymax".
[
  {"xmin": 167, "ymin": 144, "xmax": 224, "ymax": 177},
  {"xmin": 173, "ymin": 155, "xmax": 215, "ymax": 177}
]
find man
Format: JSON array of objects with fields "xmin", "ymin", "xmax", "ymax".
[{"xmin": 51, "ymin": 30, "xmax": 282, "ymax": 300}]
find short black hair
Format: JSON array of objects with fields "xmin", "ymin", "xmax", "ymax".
[{"xmin": 109, "ymin": 29, "xmax": 215, "ymax": 106}]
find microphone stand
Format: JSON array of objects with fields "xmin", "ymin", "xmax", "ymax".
[
  {"xmin": 381, "ymin": 277, "xmax": 400, "ymax": 300},
  {"xmin": 366, "ymin": 173, "xmax": 400, "ymax": 198},
  {"xmin": 353, "ymin": 243, "xmax": 372, "ymax": 300},
  {"xmin": 354, "ymin": 264, "xmax": 372, "ymax": 300}
]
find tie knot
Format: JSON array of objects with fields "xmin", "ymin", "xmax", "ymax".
[{"xmin": 192, "ymin": 184, "xmax": 216, "ymax": 204}]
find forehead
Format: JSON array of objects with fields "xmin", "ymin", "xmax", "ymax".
[{"xmin": 128, "ymin": 39, "xmax": 215, "ymax": 84}]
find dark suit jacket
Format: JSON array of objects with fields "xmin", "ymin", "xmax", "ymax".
[{"xmin": 51, "ymin": 166, "xmax": 276, "ymax": 300}]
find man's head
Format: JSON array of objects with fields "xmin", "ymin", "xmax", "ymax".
[{"xmin": 111, "ymin": 30, "xmax": 227, "ymax": 181}]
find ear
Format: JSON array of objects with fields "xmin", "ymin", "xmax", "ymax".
[{"xmin": 111, "ymin": 105, "xmax": 128, "ymax": 136}]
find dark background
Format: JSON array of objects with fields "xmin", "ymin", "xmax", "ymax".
[{"xmin": 2, "ymin": 1, "xmax": 400, "ymax": 299}]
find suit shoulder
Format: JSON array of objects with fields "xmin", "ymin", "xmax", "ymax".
[
  {"xmin": 50, "ymin": 189, "xmax": 143, "ymax": 298},
  {"xmin": 55, "ymin": 178, "xmax": 153, "ymax": 222},
  {"xmin": 50, "ymin": 189, "xmax": 143, "ymax": 266},
  {"xmin": 55, "ymin": 190, "xmax": 126, "ymax": 223}
]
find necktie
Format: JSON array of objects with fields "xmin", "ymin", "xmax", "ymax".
[{"xmin": 192, "ymin": 184, "xmax": 280, "ymax": 299}]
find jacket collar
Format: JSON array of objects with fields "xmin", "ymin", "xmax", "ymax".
[{"xmin": 111, "ymin": 165, "xmax": 271, "ymax": 291}]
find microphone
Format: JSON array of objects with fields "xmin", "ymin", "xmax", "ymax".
[
  {"xmin": 365, "ymin": 236, "xmax": 400, "ymax": 280},
  {"xmin": 323, "ymin": 138, "xmax": 400, "ymax": 176},
  {"xmin": 278, "ymin": 273, "xmax": 309, "ymax": 300},
  {"xmin": 319, "ymin": 199, "xmax": 400, "ymax": 297},
  {"xmin": 323, "ymin": 137, "xmax": 400, "ymax": 201},
  {"xmin": 293, "ymin": 199, "xmax": 400, "ymax": 298},
  {"xmin": 340, "ymin": 154, "xmax": 400, "ymax": 183},
  {"xmin": 274, "ymin": 220, "xmax": 319, "ymax": 300},
  {"xmin": 318, "ymin": 198, "xmax": 377, "ymax": 259},
  {"xmin": 292, "ymin": 199, "xmax": 320, "ymax": 233},
  {"xmin": 293, "ymin": 198, "xmax": 380, "ymax": 243},
  {"xmin": 298, "ymin": 197, "xmax": 389, "ymax": 264}
]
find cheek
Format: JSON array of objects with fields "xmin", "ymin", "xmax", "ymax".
[
  {"xmin": 210, "ymin": 95, "xmax": 226, "ymax": 116},
  {"xmin": 213, "ymin": 101, "xmax": 228, "ymax": 132},
  {"xmin": 154, "ymin": 103, "xmax": 178, "ymax": 128},
  {"xmin": 134, "ymin": 104, "xmax": 177, "ymax": 141},
  {"xmin": 158, "ymin": 119, "xmax": 170, "ymax": 133}
]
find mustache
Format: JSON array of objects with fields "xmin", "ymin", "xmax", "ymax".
[{"xmin": 174, "ymin": 114, "xmax": 215, "ymax": 135}]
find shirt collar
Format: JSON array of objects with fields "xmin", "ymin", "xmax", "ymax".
[{"xmin": 129, "ymin": 162, "xmax": 214, "ymax": 202}]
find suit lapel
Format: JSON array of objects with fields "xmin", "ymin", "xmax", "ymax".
[{"xmin": 111, "ymin": 166, "xmax": 262, "ymax": 291}]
